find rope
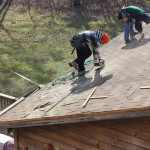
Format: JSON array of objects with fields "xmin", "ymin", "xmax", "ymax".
[
  {"xmin": 2, "ymin": 64, "xmax": 40, "ymax": 86},
  {"xmin": 57, "ymin": 61, "xmax": 66, "ymax": 78},
  {"xmin": 1, "ymin": 59, "xmax": 93, "ymax": 91},
  {"xmin": 84, "ymin": 59, "xmax": 94, "ymax": 65},
  {"xmin": 8, "ymin": 69, "xmax": 39, "ymax": 86},
  {"xmin": 42, "ymin": 59, "xmax": 94, "ymax": 90}
]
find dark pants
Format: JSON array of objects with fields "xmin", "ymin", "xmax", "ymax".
[
  {"xmin": 74, "ymin": 44, "xmax": 92, "ymax": 72},
  {"xmin": 134, "ymin": 14, "xmax": 150, "ymax": 33},
  {"xmin": 135, "ymin": 14, "xmax": 143, "ymax": 33},
  {"xmin": 142, "ymin": 14, "xmax": 150, "ymax": 24}
]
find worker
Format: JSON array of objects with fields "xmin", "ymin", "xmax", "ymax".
[
  {"xmin": 118, "ymin": 6, "xmax": 150, "ymax": 37},
  {"xmin": 69, "ymin": 30, "xmax": 110, "ymax": 75},
  {"xmin": 117, "ymin": 8, "xmax": 138, "ymax": 44}
]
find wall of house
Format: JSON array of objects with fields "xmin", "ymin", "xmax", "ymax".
[{"xmin": 14, "ymin": 117, "xmax": 150, "ymax": 150}]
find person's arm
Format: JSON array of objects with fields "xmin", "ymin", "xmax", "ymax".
[
  {"xmin": 92, "ymin": 39, "xmax": 101, "ymax": 66},
  {"xmin": 121, "ymin": 11, "xmax": 129, "ymax": 22},
  {"xmin": 121, "ymin": 11, "xmax": 132, "ymax": 22}
]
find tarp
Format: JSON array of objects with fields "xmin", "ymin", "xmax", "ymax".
[
  {"xmin": 0, "ymin": 133, "xmax": 14, "ymax": 150},
  {"xmin": 3, "ymin": 139, "xmax": 14, "ymax": 150}
]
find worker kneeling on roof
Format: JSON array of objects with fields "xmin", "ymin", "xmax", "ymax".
[{"xmin": 69, "ymin": 30, "xmax": 110, "ymax": 75}]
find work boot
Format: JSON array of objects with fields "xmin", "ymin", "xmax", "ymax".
[
  {"xmin": 140, "ymin": 32, "xmax": 144, "ymax": 37},
  {"xmin": 125, "ymin": 39, "xmax": 131, "ymax": 44},
  {"xmin": 68, "ymin": 61, "xmax": 79, "ymax": 70},
  {"xmin": 78, "ymin": 70, "xmax": 89, "ymax": 75}
]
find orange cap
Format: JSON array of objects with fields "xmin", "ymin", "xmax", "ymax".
[{"xmin": 101, "ymin": 33, "xmax": 110, "ymax": 44}]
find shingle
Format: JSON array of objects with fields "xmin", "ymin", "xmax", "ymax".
[{"xmin": 0, "ymin": 25, "xmax": 150, "ymax": 124}]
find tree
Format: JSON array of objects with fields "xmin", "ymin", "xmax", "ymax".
[
  {"xmin": 0, "ymin": 0, "xmax": 3, "ymax": 5},
  {"xmin": 73, "ymin": 0, "xmax": 81, "ymax": 7},
  {"xmin": 0, "ymin": 0, "xmax": 12, "ymax": 25}
]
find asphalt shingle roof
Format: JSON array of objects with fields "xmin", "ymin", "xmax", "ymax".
[{"xmin": 0, "ymin": 24, "xmax": 150, "ymax": 127}]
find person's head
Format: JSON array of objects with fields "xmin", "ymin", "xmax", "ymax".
[
  {"xmin": 116, "ymin": 6, "xmax": 125, "ymax": 20},
  {"xmin": 116, "ymin": 6, "xmax": 125, "ymax": 13},
  {"xmin": 101, "ymin": 33, "xmax": 110, "ymax": 44},
  {"xmin": 117, "ymin": 11, "xmax": 123, "ymax": 20}
]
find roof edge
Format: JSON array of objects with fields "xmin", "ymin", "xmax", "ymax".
[
  {"xmin": 1, "ymin": 107, "xmax": 150, "ymax": 128},
  {"xmin": 0, "ymin": 86, "xmax": 41, "ymax": 116},
  {"xmin": 0, "ymin": 97, "xmax": 25, "ymax": 116}
]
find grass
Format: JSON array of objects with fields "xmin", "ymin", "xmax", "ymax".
[{"xmin": 0, "ymin": 6, "xmax": 124, "ymax": 97}]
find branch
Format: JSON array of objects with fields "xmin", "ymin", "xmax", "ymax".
[{"xmin": 0, "ymin": 0, "xmax": 12, "ymax": 25}]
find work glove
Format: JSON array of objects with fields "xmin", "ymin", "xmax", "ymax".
[{"xmin": 94, "ymin": 59, "xmax": 105, "ymax": 68}]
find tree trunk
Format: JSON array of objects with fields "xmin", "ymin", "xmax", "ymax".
[
  {"xmin": 0, "ymin": 0, "xmax": 3, "ymax": 5},
  {"xmin": 73, "ymin": 0, "xmax": 81, "ymax": 7}
]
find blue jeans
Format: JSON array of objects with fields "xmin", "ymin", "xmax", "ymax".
[{"xmin": 124, "ymin": 19, "xmax": 135, "ymax": 41}]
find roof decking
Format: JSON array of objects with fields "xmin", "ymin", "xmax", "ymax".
[{"xmin": 0, "ymin": 24, "xmax": 150, "ymax": 127}]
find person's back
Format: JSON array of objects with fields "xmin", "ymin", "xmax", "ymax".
[
  {"xmin": 79, "ymin": 30, "xmax": 103, "ymax": 48},
  {"xmin": 79, "ymin": 30, "xmax": 94, "ymax": 37},
  {"xmin": 123, "ymin": 6, "xmax": 145, "ymax": 18}
]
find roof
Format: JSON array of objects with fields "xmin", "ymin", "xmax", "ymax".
[{"xmin": 0, "ymin": 24, "xmax": 150, "ymax": 128}]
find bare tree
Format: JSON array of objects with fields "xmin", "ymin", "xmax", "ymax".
[
  {"xmin": 0, "ymin": 0, "xmax": 12, "ymax": 25},
  {"xmin": 0, "ymin": 0, "xmax": 3, "ymax": 5},
  {"xmin": 73, "ymin": 0, "xmax": 81, "ymax": 7}
]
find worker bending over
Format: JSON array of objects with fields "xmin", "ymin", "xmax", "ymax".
[
  {"xmin": 69, "ymin": 30, "xmax": 110, "ymax": 75},
  {"xmin": 118, "ymin": 6, "xmax": 150, "ymax": 39}
]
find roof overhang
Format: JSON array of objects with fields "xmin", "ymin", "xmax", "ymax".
[{"xmin": 1, "ymin": 107, "xmax": 150, "ymax": 128}]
